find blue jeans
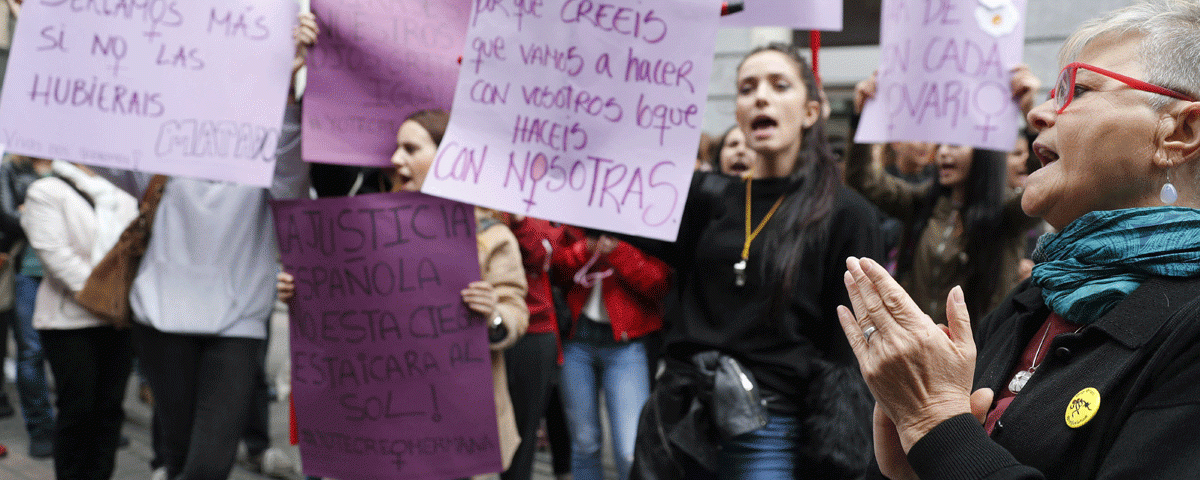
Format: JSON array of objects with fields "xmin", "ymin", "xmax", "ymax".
[
  {"xmin": 560, "ymin": 320, "xmax": 650, "ymax": 480},
  {"xmin": 717, "ymin": 413, "xmax": 801, "ymax": 480},
  {"xmin": 12, "ymin": 273, "xmax": 53, "ymax": 435}
]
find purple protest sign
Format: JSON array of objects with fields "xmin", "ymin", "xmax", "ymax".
[
  {"xmin": 721, "ymin": 0, "xmax": 843, "ymax": 31},
  {"xmin": 855, "ymin": 0, "xmax": 1027, "ymax": 151},
  {"xmin": 272, "ymin": 192, "xmax": 500, "ymax": 480},
  {"xmin": 0, "ymin": 0, "xmax": 298, "ymax": 187},
  {"xmin": 302, "ymin": 1, "xmax": 469, "ymax": 167},
  {"xmin": 420, "ymin": 0, "xmax": 721, "ymax": 242}
]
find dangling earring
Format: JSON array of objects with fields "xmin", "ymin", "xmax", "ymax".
[{"xmin": 1161, "ymin": 160, "xmax": 1178, "ymax": 205}]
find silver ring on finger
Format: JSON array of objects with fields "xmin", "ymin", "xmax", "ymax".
[{"xmin": 863, "ymin": 326, "xmax": 878, "ymax": 342}]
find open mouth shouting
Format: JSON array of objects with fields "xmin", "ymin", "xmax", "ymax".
[
  {"xmin": 749, "ymin": 115, "xmax": 778, "ymax": 141},
  {"xmin": 1032, "ymin": 143, "xmax": 1060, "ymax": 167}
]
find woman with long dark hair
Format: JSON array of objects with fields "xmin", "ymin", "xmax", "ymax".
[
  {"xmin": 847, "ymin": 70, "xmax": 1042, "ymax": 322},
  {"xmin": 629, "ymin": 43, "xmax": 885, "ymax": 479},
  {"xmin": 851, "ymin": 144, "xmax": 1028, "ymax": 322}
]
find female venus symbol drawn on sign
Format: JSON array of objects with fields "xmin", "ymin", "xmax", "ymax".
[
  {"xmin": 518, "ymin": 151, "xmax": 552, "ymax": 212},
  {"xmin": 972, "ymin": 80, "xmax": 1009, "ymax": 143}
]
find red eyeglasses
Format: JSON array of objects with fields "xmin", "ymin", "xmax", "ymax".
[{"xmin": 1050, "ymin": 62, "xmax": 1196, "ymax": 114}]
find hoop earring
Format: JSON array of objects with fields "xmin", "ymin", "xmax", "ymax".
[{"xmin": 1161, "ymin": 161, "xmax": 1178, "ymax": 205}]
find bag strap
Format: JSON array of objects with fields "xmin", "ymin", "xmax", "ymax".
[
  {"xmin": 143, "ymin": 175, "xmax": 168, "ymax": 205},
  {"xmin": 53, "ymin": 174, "xmax": 95, "ymax": 210},
  {"xmin": 134, "ymin": 175, "xmax": 169, "ymax": 247}
]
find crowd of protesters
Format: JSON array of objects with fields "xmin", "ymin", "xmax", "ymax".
[{"xmin": 1, "ymin": 1, "xmax": 1200, "ymax": 480}]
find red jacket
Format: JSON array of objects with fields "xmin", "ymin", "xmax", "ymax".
[
  {"xmin": 508, "ymin": 217, "xmax": 562, "ymax": 336},
  {"xmin": 553, "ymin": 227, "xmax": 670, "ymax": 342}
]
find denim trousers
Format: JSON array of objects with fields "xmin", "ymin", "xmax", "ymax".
[
  {"xmin": 560, "ymin": 320, "xmax": 650, "ymax": 480},
  {"xmin": 133, "ymin": 323, "xmax": 263, "ymax": 480},
  {"xmin": 11, "ymin": 273, "xmax": 54, "ymax": 434},
  {"xmin": 41, "ymin": 327, "xmax": 133, "ymax": 480},
  {"xmin": 716, "ymin": 413, "xmax": 802, "ymax": 480}
]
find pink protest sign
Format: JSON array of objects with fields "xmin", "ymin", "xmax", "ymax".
[
  {"xmin": 855, "ymin": 0, "xmax": 1027, "ymax": 151},
  {"xmin": 721, "ymin": 0, "xmax": 843, "ymax": 31},
  {"xmin": 421, "ymin": 0, "xmax": 721, "ymax": 242},
  {"xmin": 0, "ymin": 1, "xmax": 298, "ymax": 187},
  {"xmin": 272, "ymin": 192, "xmax": 500, "ymax": 480},
  {"xmin": 302, "ymin": 1, "xmax": 469, "ymax": 167}
]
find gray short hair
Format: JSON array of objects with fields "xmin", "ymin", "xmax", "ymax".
[{"xmin": 1059, "ymin": 0, "xmax": 1200, "ymax": 109}]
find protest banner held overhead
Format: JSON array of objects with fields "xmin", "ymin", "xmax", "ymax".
[
  {"xmin": 273, "ymin": 192, "xmax": 501, "ymax": 480},
  {"xmin": 721, "ymin": 0, "xmax": 843, "ymax": 31},
  {"xmin": 419, "ymin": 0, "xmax": 721, "ymax": 242},
  {"xmin": 0, "ymin": 0, "xmax": 298, "ymax": 187},
  {"xmin": 856, "ymin": 0, "xmax": 1028, "ymax": 151},
  {"xmin": 303, "ymin": 0, "xmax": 469, "ymax": 167}
]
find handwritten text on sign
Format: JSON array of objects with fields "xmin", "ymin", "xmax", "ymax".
[
  {"xmin": 303, "ymin": 0, "xmax": 469, "ymax": 166},
  {"xmin": 721, "ymin": 0, "xmax": 843, "ymax": 31},
  {"xmin": 272, "ymin": 193, "xmax": 500, "ymax": 480},
  {"xmin": 420, "ymin": 0, "xmax": 720, "ymax": 242},
  {"xmin": 0, "ymin": 0, "xmax": 297, "ymax": 187},
  {"xmin": 855, "ymin": 0, "xmax": 1027, "ymax": 151}
]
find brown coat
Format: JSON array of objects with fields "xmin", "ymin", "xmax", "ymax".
[{"xmin": 475, "ymin": 208, "xmax": 529, "ymax": 472}]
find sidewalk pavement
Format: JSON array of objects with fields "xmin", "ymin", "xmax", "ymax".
[{"xmin": 0, "ymin": 303, "xmax": 301, "ymax": 480}]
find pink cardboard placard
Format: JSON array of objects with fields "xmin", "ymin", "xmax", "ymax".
[
  {"xmin": 721, "ymin": 0, "xmax": 843, "ymax": 31},
  {"xmin": 421, "ymin": 0, "xmax": 721, "ymax": 242},
  {"xmin": 855, "ymin": 0, "xmax": 1028, "ymax": 151},
  {"xmin": 302, "ymin": 0, "xmax": 469, "ymax": 167},
  {"xmin": 272, "ymin": 192, "xmax": 501, "ymax": 480},
  {"xmin": 0, "ymin": 0, "xmax": 298, "ymax": 186}
]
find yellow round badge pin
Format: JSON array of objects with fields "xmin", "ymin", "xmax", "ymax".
[{"xmin": 1065, "ymin": 388, "xmax": 1101, "ymax": 428}]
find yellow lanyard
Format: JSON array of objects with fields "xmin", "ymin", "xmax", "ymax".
[{"xmin": 742, "ymin": 176, "xmax": 785, "ymax": 261}]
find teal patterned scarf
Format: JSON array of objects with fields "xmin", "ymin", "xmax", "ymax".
[{"xmin": 1031, "ymin": 207, "xmax": 1200, "ymax": 324}]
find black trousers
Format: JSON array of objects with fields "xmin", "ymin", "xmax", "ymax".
[
  {"xmin": 500, "ymin": 332, "xmax": 559, "ymax": 480},
  {"xmin": 243, "ymin": 320, "xmax": 272, "ymax": 457},
  {"xmin": 41, "ymin": 326, "xmax": 134, "ymax": 480},
  {"xmin": 133, "ymin": 323, "xmax": 262, "ymax": 480}
]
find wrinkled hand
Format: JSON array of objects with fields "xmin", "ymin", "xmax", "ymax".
[
  {"xmin": 1011, "ymin": 64, "xmax": 1041, "ymax": 116},
  {"xmin": 836, "ymin": 257, "xmax": 975, "ymax": 452},
  {"xmin": 292, "ymin": 12, "xmax": 318, "ymax": 74},
  {"xmin": 461, "ymin": 281, "xmax": 498, "ymax": 318},
  {"xmin": 853, "ymin": 71, "xmax": 878, "ymax": 115},
  {"xmin": 277, "ymin": 271, "xmax": 295, "ymax": 303}
]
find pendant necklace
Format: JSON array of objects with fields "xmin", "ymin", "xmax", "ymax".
[
  {"xmin": 1007, "ymin": 325, "xmax": 1049, "ymax": 393},
  {"xmin": 735, "ymin": 175, "xmax": 784, "ymax": 287}
]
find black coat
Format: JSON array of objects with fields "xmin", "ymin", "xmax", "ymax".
[
  {"xmin": 0, "ymin": 159, "xmax": 41, "ymax": 252},
  {"xmin": 905, "ymin": 276, "xmax": 1200, "ymax": 479}
]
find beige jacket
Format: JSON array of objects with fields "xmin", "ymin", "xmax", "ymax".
[{"xmin": 475, "ymin": 208, "xmax": 529, "ymax": 472}]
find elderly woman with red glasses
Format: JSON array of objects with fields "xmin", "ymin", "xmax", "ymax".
[{"xmin": 834, "ymin": 1, "xmax": 1200, "ymax": 479}]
